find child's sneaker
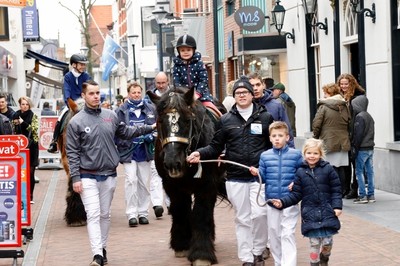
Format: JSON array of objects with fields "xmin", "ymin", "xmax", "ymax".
[
  {"xmin": 367, "ymin": 195, "xmax": 376, "ymax": 203},
  {"xmin": 353, "ymin": 196, "xmax": 368, "ymax": 204}
]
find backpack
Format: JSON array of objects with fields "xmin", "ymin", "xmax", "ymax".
[{"xmin": 0, "ymin": 114, "xmax": 13, "ymax": 135}]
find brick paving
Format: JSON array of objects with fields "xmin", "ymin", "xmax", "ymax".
[{"xmin": 1, "ymin": 165, "xmax": 400, "ymax": 266}]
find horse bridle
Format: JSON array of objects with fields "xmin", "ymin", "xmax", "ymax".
[{"xmin": 158, "ymin": 108, "xmax": 204, "ymax": 155}]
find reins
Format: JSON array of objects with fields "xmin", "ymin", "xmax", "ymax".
[{"xmin": 194, "ymin": 159, "xmax": 267, "ymax": 207}]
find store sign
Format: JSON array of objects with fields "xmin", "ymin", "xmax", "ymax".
[
  {"xmin": 19, "ymin": 150, "xmax": 30, "ymax": 226},
  {"xmin": 0, "ymin": 0, "xmax": 26, "ymax": 8},
  {"xmin": 0, "ymin": 158, "xmax": 22, "ymax": 247},
  {"xmin": 21, "ymin": 0, "xmax": 40, "ymax": 42},
  {"xmin": 234, "ymin": 6, "xmax": 265, "ymax": 32}
]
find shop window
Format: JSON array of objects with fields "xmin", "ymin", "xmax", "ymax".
[{"xmin": 0, "ymin": 7, "xmax": 9, "ymax": 41}]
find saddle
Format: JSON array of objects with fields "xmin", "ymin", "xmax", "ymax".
[{"xmin": 202, "ymin": 101, "xmax": 223, "ymax": 123}]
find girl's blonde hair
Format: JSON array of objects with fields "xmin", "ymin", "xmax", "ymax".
[
  {"xmin": 302, "ymin": 138, "xmax": 326, "ymax": 159},
  {"xmin": 226, "ymin": 80, "xmax": 236, "ymax": 96}
]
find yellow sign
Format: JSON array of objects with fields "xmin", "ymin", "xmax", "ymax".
[{"xmin": 0, "ymin": 0, "xmax": 27, "ymax": 8}]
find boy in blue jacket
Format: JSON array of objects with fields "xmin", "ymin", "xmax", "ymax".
[
  {"xmin": 269, "ymin": 138, "xmax": 343, "ymax": 266},
  {"xmin": 250, "ymin": 121, "xmax": 303, "ymax": 266}
]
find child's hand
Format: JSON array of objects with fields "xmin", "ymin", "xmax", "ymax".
[
  {"xmin": 249, "ymin": 166, "xmax": 259, "ymax": 176},
  {"xmin": 334, "ymin": 209, "xmax": 342, "ymax": 217},
  {"xmin": 288, "ymin": 181, "xmax": 294, "ymax": 191},
  {"xmin": 267, "ymin": 199, "xmax": 283, "ymax": 208}
]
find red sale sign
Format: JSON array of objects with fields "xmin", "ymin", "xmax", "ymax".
[
  {"xmin": 39, "ymin": 116, "xmax": 58, "ymax": 150},
  {"xmin": 0, "ymin": 142, "xmax": 20, "ymax": 157}
]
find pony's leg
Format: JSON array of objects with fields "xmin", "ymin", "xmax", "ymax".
[
  {"xmin": 188, "ymin": 189, "xmax": 218, "ymax": 264},
  {"xmin": 168, "ymin": 192, "xmax": 192, "ymax": 254}
]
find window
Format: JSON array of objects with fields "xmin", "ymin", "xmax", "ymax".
[
  {"xmin": 141, "ymin": 6, "xmax": 157, "ymax": 47},
  {"xmin": 344, "ymin": 1, "xmax": 358, "ymax": 37},
  {"xmin": 0, "ymin": 7, "xmax": 10, "ymax": 41},
  {"xmin": 226, "ymin": 0, "xmax": 235, "ymax": 16}
]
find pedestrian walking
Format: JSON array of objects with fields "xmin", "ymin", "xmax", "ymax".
[
  {"xmin": 271, "ymin": 82, "xmax": 297, "ymax": 137},
  {"xmin": 66, "ymin": 80, "xmax": 155, "ymax": 266},
  {"xmin": 187, "ymin": 76, "xmax": 273, "ymax": 266},
  {"xmin": 268, "ymin": 138, "xmax": 343, "ymax": 266},
  {"xmin": 250, "ymin": 121, "xmax": 303, "ymax": 266},
  {"xmin": 115, "ymin": 81, "xmax": 157, "ymax": 227}
]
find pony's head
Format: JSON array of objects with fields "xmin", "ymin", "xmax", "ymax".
[{"xmin": 148, "ymin": 86, "xmax": 212, "ymax": 178}]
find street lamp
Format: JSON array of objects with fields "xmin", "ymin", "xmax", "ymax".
[
  {"xmin": 80, "ymin": 46, "xmax": 89, "ymax": 56},
  {"xmin": 271, "ymin": 0, "xmax": 295, "ymax": 43},
  {"xmin": 152, "ymin": 6, "xmax": 168, "ymax": 71},
  {"xmin": 301, "ymin": 0, "xmax": 328, "ymax": 35},
  {"xmin": 350, "ymin": 0, "xmax": 376, "ymax": 23},
  {"xmin": 128, "ymin": 34, "xmax": 139, "ymax": 81}
]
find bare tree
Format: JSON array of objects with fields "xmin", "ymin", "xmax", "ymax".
[{"xmin": 59, "ymin": 0, "xmax": 96, "ymax": 76}]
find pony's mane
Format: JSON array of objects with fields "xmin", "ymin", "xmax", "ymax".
[{"xmin": 158, "ymin": 87, "xmax": 202, "ymax": 119}]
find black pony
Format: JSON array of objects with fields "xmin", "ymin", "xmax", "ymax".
[{"xmin": 148, "ymin": 86, "xmax": 227, "ymax": 266}]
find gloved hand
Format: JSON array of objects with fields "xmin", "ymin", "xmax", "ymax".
[{"xmin": 144, "ymin": 133, "xmax": 154, "ymax": 143}]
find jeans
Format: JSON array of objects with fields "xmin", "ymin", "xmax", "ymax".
[{"xmin": 355, "ymin": 150, "xmax": 375, "ymax": 197}]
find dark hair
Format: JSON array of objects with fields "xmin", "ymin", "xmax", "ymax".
[
  {"xmin": 264, "ymin": 78, "xmax": 274, "ymax": 89},
  {"xmin": 43, "ymin": 102, "xmax": 50, "ymax": 108},
  {"xmin": 0, "ymin": 93, "xmax": 6, "ymax": 100},
  {"xmin": 82, "ymin": 80, "xmax": 99, "ymax": 93}
]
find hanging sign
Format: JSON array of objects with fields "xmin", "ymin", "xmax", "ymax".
[{"xmin": 234, "ymin": 6, "xmax": 266, "ymax": 32}]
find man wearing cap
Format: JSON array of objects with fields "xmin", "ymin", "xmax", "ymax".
[
  {"xmin": 187, "ymin": 76, "xmax": 273, "ymax": 266},
  {"xmin": 271, "ymin": 82, "xmax": 297, "ymax": 137},
  {"xmin": 248, "ymin": 72, "xmax": 294, "ymax": 147}
]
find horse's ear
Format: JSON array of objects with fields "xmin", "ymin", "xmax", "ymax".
[
  {"xmin": 147, "ymin": 90, "xmax": 160, "ymax": 105},
  {"xmin": 184, "ymin": 86, "xmax": 196, "ymax": 105},
  {"xmin": 68, "ymin": 98, "xmax": 79, "ymax": 113}
]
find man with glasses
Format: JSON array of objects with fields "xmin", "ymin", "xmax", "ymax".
[{"xmin": 187, "ymin": 76, "xmax": 273, "ymax": 266}]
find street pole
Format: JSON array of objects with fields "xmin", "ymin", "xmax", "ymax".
[
  {"xmin": 158, "ymin": 23, "xmax": 163, "ymax": 71},
  {"xmin": 132, "ymin": 43, "xmax": 137, "ymax": 80}
]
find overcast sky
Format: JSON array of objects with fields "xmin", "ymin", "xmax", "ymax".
[{"xmin": 36, "ymin": 0, "xmax": 112, "ymax": 57}]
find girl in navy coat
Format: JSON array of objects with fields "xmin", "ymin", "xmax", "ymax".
[{"xmin": 269, "ymin": 138, "xmax": 343, "ymax": 266}]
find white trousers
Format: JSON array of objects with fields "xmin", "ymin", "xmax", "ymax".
[
  {"xmin": 149, "ymin": 160, "xmax": 164, "ymax": 206},
  {"xmin": 80, "ymin": 177, "xmax": 116, "ymax": 256},
  {"xmin": 226, "ymin": 180, "xmax": 268, "ymax": 263},
  {"xmin": 123, "ymin": 160, "xmax": 151, "ymax": 219},
  {"xmin": 267, "ymin": 204, "xmax": 299, "ymax": 266}
]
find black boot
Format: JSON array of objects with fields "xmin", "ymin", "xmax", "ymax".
[
  {"xmin": 47, "ymin": 140, "xmax": 58, "ymax": 153},
  {"xmin": 320, "ymin": 253, "xmax": 329, "ymax": 266},
  {"xmin": 47, "ymin": 120, "xmax": 61, "ymax": 153}
]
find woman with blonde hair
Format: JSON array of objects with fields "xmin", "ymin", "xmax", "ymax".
[
  {"xmin": 336, "ymin": 74, "xmax": 367, "ymax": 199},
  {"xmin": 13, "ymin": 96, "xmax": 39, "ymax": 204},
  {"xmin": 222, "ymin": 80, "xmax": 236, "ymax": 112}
]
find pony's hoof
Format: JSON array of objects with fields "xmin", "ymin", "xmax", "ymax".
[
  {"xmin": 192, "ymin": 259, "xmax": 211, "ymax": 266},
  {"xmin": 67, "ymin": 221, "xmax": 87, "ymax": 227},
  {"xmin": 174, "ymin": 250, "xmax": 188, "ymax": 258}
]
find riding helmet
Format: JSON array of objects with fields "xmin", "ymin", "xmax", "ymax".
[
  {"xmin": 70, "ymin": 53, "xmax": 89, "ymax": 65},
  {"xmin": 176, "ymin": 34, "xmax": 197, "ymax": 51}
]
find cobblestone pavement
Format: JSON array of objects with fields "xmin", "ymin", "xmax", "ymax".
[{"xmin": 1, "ymin": 165, "xmax": 399, "ymax": 266}]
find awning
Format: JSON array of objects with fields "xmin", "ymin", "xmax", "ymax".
[
  {"xmin": 25, "ymin": 49, "xmax": 68, "ymax": 71},
  {"xmin": 26, "ymin": 72, "xmax": 63, "ymax": 89}
]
